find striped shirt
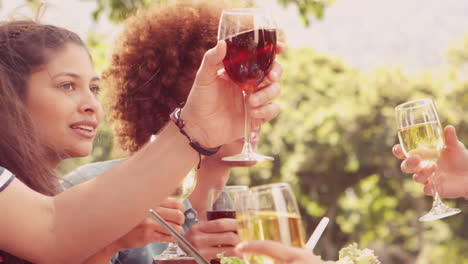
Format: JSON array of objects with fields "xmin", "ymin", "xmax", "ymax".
[{"xmin": 0, "ymin": 167, "xmax": 15, "ymax": 192}]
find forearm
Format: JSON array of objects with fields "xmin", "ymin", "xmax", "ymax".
[
  {"xmin": 51, "ymin": 122, "xmax": 198, "ymax": 262},
  {"xmin": 83, "ymin": 243, "xmax": 121, "ymax": 264},
  {"xmin": 188, "ymin": 158, "xmax": 231, "ymax": 221}
]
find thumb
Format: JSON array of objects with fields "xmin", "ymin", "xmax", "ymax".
[
  {"xmin": 236, "ymin": 241, "xmax": 317, "ymax": 263},
  {"xmin": 444, "ymin": 125, "xmax": 459, "ymax": 149},
  {"xmin": 195, "ymin": 40, "xmax": 227, "ymax": 85}
]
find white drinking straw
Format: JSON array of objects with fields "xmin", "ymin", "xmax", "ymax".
[{"xmin": 305, "ymin": 217, "xmax": 330, "ymax": 251}]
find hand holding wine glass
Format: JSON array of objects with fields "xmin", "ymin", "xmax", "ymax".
[
  {"xmin": 393, "ymin": 125, "xmax": 468, "ymax": 199},
  {"xmin": 235, "ymin": 183, "xmax": 306, "ymax": 264},
  {"xmin": 217, "ymin": 8, "xmax": 278, "ymax": 161},
  {"xmin": 182, "ymin": 37, "xmax": 281, "ymax": 151},
  {"xmin": 236, "ymin": 240, "xmax": 329, "ymax": 264},
  {"xmin": 116, "ymin": 199, "xmax": 186, "ymax": 248},
  {"xmin": 154, "ymin": 168, "xmax": 198, "ymax": 261},
  {"xmin": 193, "ymin": 186, "xmax": 248, "ymax": 264},
  {"xmin": 206, "ymin": 185, "xmax": 248, "ymax": 221},
  {"xmin": 395, "ymin": 98, "xmax": 461, "ymax": 221}
]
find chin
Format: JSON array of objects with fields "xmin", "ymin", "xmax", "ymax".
[{"xmin": 65, "ymin": 145, "xmax": 93, "ymax": 158}]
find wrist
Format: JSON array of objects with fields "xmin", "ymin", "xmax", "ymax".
[
  {"xmin": 105, "ymin": 240, "xmax": 124, "ymax": 255},
  {"xmin": 85, "ymin": 242, "xmax": 122, "ymax": 263},
  {"xmin": 179, "ymin": 108, "xmax": 213, "ymax": 148},
  {"xmin": 202, "ymin": 155, "xmax": 233, "ymax": 171}
]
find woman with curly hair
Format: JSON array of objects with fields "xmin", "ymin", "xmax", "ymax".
[{"xmin": 64, "ymin": 0, "xmax": 283, "ymax": 263}]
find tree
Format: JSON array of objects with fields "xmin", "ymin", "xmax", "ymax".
[
  {"xmin": 14, "ymin": 1, "xmax": 467, "ymax": 263},
  {"xmin": 85, "ymin": 0, "xmax": 334, "ymax": 24},
  {"xmin": 227, "ymin": 46, "xmax": 468, "ymax": 263}
]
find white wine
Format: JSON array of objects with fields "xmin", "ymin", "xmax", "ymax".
[
  {"xmin": 170, "ymin": 168, "xmax": 197, "ymax": 200},
  {"xmin": 398, "ymin": 122, "xmax": 444, "ymax": 166},
  {"xmin": 395, "ymin": 99, "xmax": 461, "ymax": 221},
  {"xmin": 237, "ymin": 211, "xmax": 305, "ymax": 264}
]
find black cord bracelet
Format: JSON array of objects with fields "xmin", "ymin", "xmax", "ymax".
[{"xmin": 170, "ymin": 107, "xmax": 221, "ymax": 168}]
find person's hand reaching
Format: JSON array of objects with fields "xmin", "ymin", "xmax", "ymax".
[
  {"xmin": 392, "ymin": 125, "xmax": 468, "ymax": 198},
  {"xmin": 236, "ymin": 240, "xmax": 331, "ymax": 264},
  {"xmin": 182, "ymin": 41, "xmax": 282, "ymax": 149}
]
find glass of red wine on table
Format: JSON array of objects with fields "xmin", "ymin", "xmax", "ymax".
[
  {"xmin": 206, "ymin": 186, "xmax": 248, "ymax": 264},
  {"xmin": 218, "ymin": 8, "xmax": 277, "ymax": 162}
]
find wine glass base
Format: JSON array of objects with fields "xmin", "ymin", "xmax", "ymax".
[
  {"xmin": 419, "ymin": 206, "xmax": 461, "ymax": 222},
  {"xmin": 154, "ymin": 256, "xmax": 193, "ymax": 261},
  {"xmin": 154, "ymin": 243, "xmax": 189, "ymax": 260},
  {"xmin": 154, "ymin": 254, "xmax": 191, "ymax": 260},
  {"xmin": 222, "ymin": 152, "xmax": 274, "ymax": 162}
]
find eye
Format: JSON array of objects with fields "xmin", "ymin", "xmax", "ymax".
[
  {"xmin": 90, "ymin": 85, "xmax": 100, "ymax": 95},
  {"xmin": 60, "ymin": 82, "xmax": 75, "ymax": 91}
]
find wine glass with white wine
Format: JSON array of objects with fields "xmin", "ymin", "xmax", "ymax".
[
  {"xmin": 235, "ymin": 183, "xmax": 306, "ymax": 264},
  {"xmin": 395, "ymin": 98, "xmax": 461, "ymax": 221},
  {"xmin": 152, "ymin": 133, "xmax": 198, "ymax": 261}
]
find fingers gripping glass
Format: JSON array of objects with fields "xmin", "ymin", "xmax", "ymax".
[
  {"xmin": 206, "ymin": 186, "xmax": 248, "ymax": 264},
  {"xmin": 149, "ymin": 210, "xmax": 209, "ymax": 264},
  {"xmin": 218, "ymin": 8, "xmax": 277, "ymax": 162},
  {"xmin": 395, "ymin": 98, "xmax": 461, "ymax": 221},
  {"xmin": 235, "ymin": 183, "xmax": 306, "ymax": 264},
  {"xmin": 154, "ymin": 168, "xmax": 198, "ymax": 261}
]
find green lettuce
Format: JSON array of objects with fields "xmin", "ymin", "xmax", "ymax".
[
  {"xmin": 335, "ymin": 243, "xmax": 381, "ymax": 264},
  {"xmin": 217, "ymin": 253, "xmax": 244, "ymax": 264}
]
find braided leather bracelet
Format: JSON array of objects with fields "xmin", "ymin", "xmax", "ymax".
[{"xmin": 170, "ymin": 107, "xmax": 221, "ymax": 168}]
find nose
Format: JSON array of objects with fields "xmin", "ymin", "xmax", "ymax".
[{"xmin": 79, "ymin": 90, "xmax": 102, "ymax": 115}]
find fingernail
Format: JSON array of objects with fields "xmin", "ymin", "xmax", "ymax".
[
  {"xmin": 270, "ymin": 71, "xmax": 278, "ymax": 80},
  {"xmin": 236, "ymin": 242, "xmax": 247, "ymax": 251},
  {"xmin": 251, "ymin": 109, "xmax": 259, "ymax": 117},
  {"xmin": 251, "ymin": 97, "xmax": 259, "ymax": 107}
]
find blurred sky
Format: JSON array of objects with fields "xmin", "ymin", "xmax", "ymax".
[{"xmin": 2, "ymin": 0, "xmax": 468, "ymax": 71}]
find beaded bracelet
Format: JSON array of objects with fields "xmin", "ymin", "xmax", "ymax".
[{"xmin": 170, "ymin": 107, "xmax": 221, "ymax": 168}]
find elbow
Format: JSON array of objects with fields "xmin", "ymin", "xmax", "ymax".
[{"xmin": 35, "ymin": 199, "xmax": 87, "ymax": 264}]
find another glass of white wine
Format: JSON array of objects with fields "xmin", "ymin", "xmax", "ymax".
[
  {"xmin": 395, "ymin": 98, "xmax": 461, "ymax": 221},
  {"xmin": 153, "ymin": 133, "xmax": 198, "ymax": 261},
  {"xmin": 235, "ymin": 183, "xmax": 306, "ymax": 264}
]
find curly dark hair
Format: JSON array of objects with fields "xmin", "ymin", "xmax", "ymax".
[{"xmin": 104, "ymin": 0, "xmax": 230, "ymax": 153}]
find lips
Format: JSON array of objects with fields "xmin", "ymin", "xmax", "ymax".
[{"xmin": 70, "ymin": 120, "xmax": 98, "ymax": 139}]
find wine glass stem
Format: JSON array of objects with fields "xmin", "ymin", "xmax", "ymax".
[
  {"xmin": 429, "ymin": 173, "xmax": 443, "ymax": 209},
  {"xmin": 242, "ymin": 90, "xmax": 254, "ymax": 154}
]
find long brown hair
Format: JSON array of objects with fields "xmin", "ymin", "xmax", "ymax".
[{"xmin": 0, "ymin": 20, "xmax": 86, "ymax": 264}]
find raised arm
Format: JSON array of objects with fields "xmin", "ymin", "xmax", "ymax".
[
  {"xmin": 0, "ymin": 121, "xmax": 196, "ymax": 263},
  {"xmin": 0, "ymin": 41, "xmax": 281, "ymax": 263}
]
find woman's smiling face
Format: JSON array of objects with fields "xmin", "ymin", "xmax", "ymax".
[{"xmin": 25, "ymin": 42, "xmax": 103, "ymax": 166}]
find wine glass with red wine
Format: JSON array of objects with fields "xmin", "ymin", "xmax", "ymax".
[
  {"xmin": 206, "ymin": 185, "xmax": 248, "ymax": 220},
  {"xmin": 218, "ymin": 8, "xmax": 277, "ymax": 162},
  {"xmin": 206, "ymin": 185, "xmax": 248, "ymax": 264}
]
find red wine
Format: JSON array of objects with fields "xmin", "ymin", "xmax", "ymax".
[
  {"xmin": 206, "ymin": 210, "xmax": 237, "ymax": 264},
  {"xmin": 223, "ymin": 29, "xmax": 276, "ymax": 91},
  {"xmin": 206, "ymin": 210, "xmax": 236, "ymax": 221}
]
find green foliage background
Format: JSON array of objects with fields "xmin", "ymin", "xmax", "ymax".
[{"xmin": 15, "ymin": 0, "xmax": 468, "ymax": 263}]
